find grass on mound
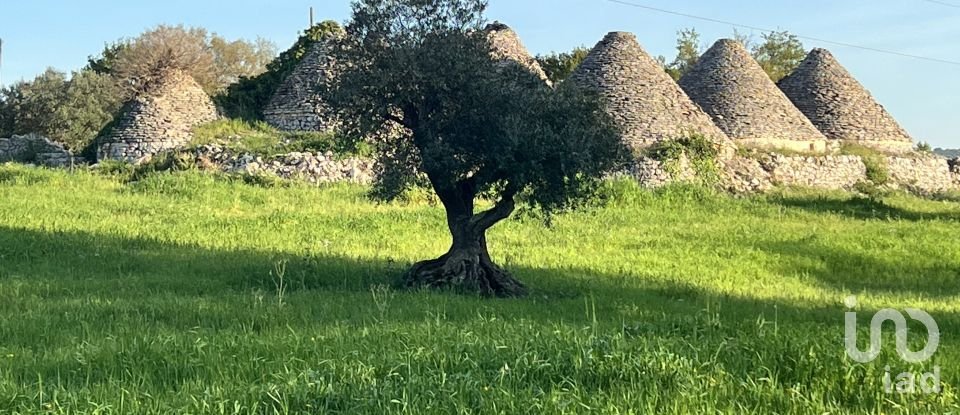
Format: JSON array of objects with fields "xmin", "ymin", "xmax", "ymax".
[
  {"xmin": 0, "ymin": 163, "xmax": 958, "ymax": 414},
  {"xmin": 190, "ymin": 119, "xmax": 370, "ymax": 157}
]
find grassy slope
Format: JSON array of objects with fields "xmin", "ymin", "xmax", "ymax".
[{"xmin": 0, "ymin": 163, "xmax": 958, "ymax": 414}]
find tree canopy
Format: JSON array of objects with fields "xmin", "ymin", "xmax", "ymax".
[
  {"xmin": 660, "ymin": 28, "xmax": 806, "ymax": 81},
  {"xmin": 327, "ymin": 0, "xmax": 627, "ymax": 296},
  {"xmin": 536, "ymin": 47, "xmax": 590, "ymax": 84},
  {"xmin": 752, "ymin": 30, "xmax": 806, "ymax": 82}
]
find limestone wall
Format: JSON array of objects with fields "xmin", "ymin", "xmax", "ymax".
[
  {"xmin": 886, "ymin": 155, "xmax": 956, "ymax": 194},
  {"xmin": 0, "ymin": 134, "xmax": 81, "ymax": 167},
  {"xmin": 761, "ymin": 155, "xmax": 866, "ymax": 190},
  {"xmin": 637, "ymin": 151, "xmax": 958, "ymax": 195},
  {"xmin": 98, "ymin": 71, "xmax": 218, "ymax": 163},
  {"xmin": 192, "ymin": 145, "xmax": 373, "ymax": 184}
]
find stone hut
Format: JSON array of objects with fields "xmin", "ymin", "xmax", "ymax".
[
  {"xmin": 568, "ymin": 31, "xmax": 730, "ymax": 152},
  {"xmin": 98, "ymin": 70, "xmax": 218, "ymax": 163},
  {"xmin": 484, "ymin": 22, "xmax": 551, "ymax": 85},
  {"xmin": 0, "ymin": 134, "xmax": 80, "ymax": 167},
  {"xmin": 679, "ymin": 39, "xmax": 829, "ymax": 153},
  {"xmin": 263, "ymin": 40, "xmax": 338, "ymax": 132},
  {"xmin": 778, "ymin": 48, "xmax": 914, "ymax": 153}
]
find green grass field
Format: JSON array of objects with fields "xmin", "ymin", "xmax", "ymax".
[{"xmin": 0, "ymin": 163, "xmax": 958, "ymax": 414}]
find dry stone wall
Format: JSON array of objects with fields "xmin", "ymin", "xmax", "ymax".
[
  {"xmin": 679, "ymin": 39, "xmax": 828, "ymax": 153},
  {"xmin": 886, "ymin": 155, "xmax": 956, "ymax": 194},
  {"xmin": 0, "ymin": 134, "xmax": 82, "ymax": 167},
  {"xmin": 98, "ymin": 71, "xmax": 218, "ymax": 163},
  {"xmin": 778, "ymin": 49, "xmax": 913, "ymax": 153},
  {"xmin": 760, "ymin": 155, "xmax": 866, "ymax": 190},
  {"xmin": 263, "ymin": 40, "xmax": 339, "ymax": 132},
  {"xmin": 192, "ymin": 145, "xmax": 373, "ymax": 184},
  {"xmin": 636, "ymin": 151, "xmax": 958, "ymax": 195},
  {"xmin": 569, "ymin": 32, "xmax": 731, "ymax": 152}
]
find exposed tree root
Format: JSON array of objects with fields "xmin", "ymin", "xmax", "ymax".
[{"xmin": 404, "ymin": 249, "xmax": 527, "ymax": 297}]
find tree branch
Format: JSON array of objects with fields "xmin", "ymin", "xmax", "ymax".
[{"xmin": 470, "ymin": 184, "xmax": 518, "ymax": 232}]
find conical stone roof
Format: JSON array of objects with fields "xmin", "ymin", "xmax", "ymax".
[
  {"xmin": 264, "ymin": 40, "xmax": 337, "ymax": 132},
  {"xmin": 679, "ymin": 39, "xmax": 828, "ymax": 153},
  {"xmin": 98, "ymin": 70, "xmax": 218, "ymax": 163},
  {"xmin": 778, "ymin": 48, "xmax": 913, "ymax": 153},
  {"xmin": 568, "ymin": 31, "xmax": 730, "ymax": 152},
  {"xmin": 484, "ymin": 22, "xmax": 551, "ymax": 85}
]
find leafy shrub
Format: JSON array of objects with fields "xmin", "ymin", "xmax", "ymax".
[
  {"xmin": 647, "ymin": 133, "xmax": 721, "ymax": 185},
  {"xmin": 915, "ymin": 141, "xmax": 933, "ymax": 153},
  {"xmin": 841, "ymin": 143, "xmax": 890, "ymax": 185},
  {"xmin": 0, "ymin": 69, "xmax": 125, "ymax": 154}
]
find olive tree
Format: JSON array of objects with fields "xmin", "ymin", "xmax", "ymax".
[{"xmin": 327, "ymin": 0, "xmax": 627, "ymax": 297}]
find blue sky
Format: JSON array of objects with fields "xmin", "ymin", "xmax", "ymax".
[{"xmin": 2, "ymin": 0, "xmax": 958, "ymax": 147}]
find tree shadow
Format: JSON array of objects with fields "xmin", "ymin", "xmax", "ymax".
[
  {"xmin": 0, "ymin": 225, "xmax": 837, "ymax": 324},
  {"xmin": 757, "ymin": 237, "xmax": 960, "ymax": 298},
  {"xmin": 769, "ymin": 193, "xmax": 960, "ymax": 222},
  {"xmin": 2, "ymin": 225, "xmax": 958, "ymax": 414}
]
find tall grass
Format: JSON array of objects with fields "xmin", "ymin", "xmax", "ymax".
[{"xmin": 0, "ymin": 164, "xmax": 958, "ymax": 414}]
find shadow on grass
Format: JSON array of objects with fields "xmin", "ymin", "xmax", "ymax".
[
  {"xmin": 769, "ymin": 194, "xmax": 960, "ymax": 222},
  {"xmin": 2, "ymin": 225, "xmax": 958, "ymax": 414},
  {"xmin": 758, "ymin": 238, "xmax": 960, "ymax": 298},
  {"xmin": 0, "ymin": 225, "xmax": 846, "ymax": 325}
]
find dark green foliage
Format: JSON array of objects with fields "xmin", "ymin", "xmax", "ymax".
[
  {"xmin": 329, "ymin": 0, "xmax": 626, "ymax": 211},
  {"xmin": 7, "ymin": 69, "xmax": 68, "ymax": 136},
  {"xmin": 752, "ymin": 30, "xmax": 806, "ymax": 82},
  {"xmin": 665, "ymin": 28, "xmax": 702, "ymax": 81},
  {"xmin": 0, "ymin": 69, "xmax": 124, "ymax": 153},
  {"xmin": 0, "ymin": 87, "xmax": 19, "ymax": 137},
  {"xmin": 86, "ymin": 41, "xmax": 128, "ymax": 75},
  {"xmin": 328, "ymin": 0, "xmax": 626, "ymax": 294},
  {"xmin": 660, "ymin": 28, "xmax": 805, "ymax": 82},
  {"xmin": 215, "ymin": 21, "xmax": 344, "ymax": 120},
  {"xmin": 842, "ymin": 143, "xmax": 890, "ymax": 185},
  {"xmin": 915, "ymin": 141, "xmax": 933, "ymax": 153},
  {"xmin": 647, "ymin": 133, "xmax": 721, "ymax": 184},
  {"xmin": 55, "ymin": 70, "xmax": 125, "ymax": 152},
  {"xmin": 535, "ymin": 47, "xmax": 589, "ymax": 83}
]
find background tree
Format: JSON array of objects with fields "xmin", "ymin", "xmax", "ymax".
[
  {"xmin": 535, "ymin": 47, "xmax": 589, "ymax": 84},
  {"xmin": 0, "ymin": 68, "xmax": 124, "ymax": 153},
  {"xmin": 111, "ymin": 25, "xmax": 277, "ymax": 95},
  {"xmin": 665, "ymin": 27, "xmax": 702, "ymax": 80},
  {"xmin": 9, "ymin": 69, "xmax": 69, "ymax": 137},
  {"xmin": 732, "ymin": 28, "xmax": 754, "ymax": 51},
  {"xmin": 751, "ymin": 30, "xmax": 805, "ymax": 82},
  {"xmin": 210, "ymin": 35, "xmax": 277, "ymax": 88},
  {"xmin": 113, "ymin": 25, "xmax": 216, "ymax": 94},
  {"xmin": 87, "ymin": 41, "xmax": 129, "ymax": 75},
  {"xmin": 56, "ymin": 70, "xmax": 125, "ymax": 153},
  {"xmin": 328, "ymin": 0, "xmax": 627, "ymax": 297}
]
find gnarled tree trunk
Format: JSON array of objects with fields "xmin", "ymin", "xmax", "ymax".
[
  {"xmin": 403, "ymin": 176, "xmax": 527, "ymax": 297},
  {"xmin": 405, "ymin": 217, "xmax": 527, "ymax": 297}
]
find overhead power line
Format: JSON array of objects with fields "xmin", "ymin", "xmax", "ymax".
[
  {"xmin": 603, "ymin": 0, "xmax": 960, "ymax": 67},
  {"xmin": 919, "ymin": 0, "xmax": 960, "ymax": 8}
]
